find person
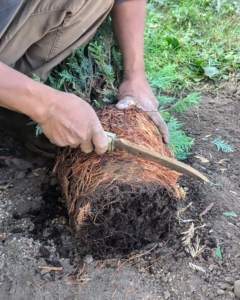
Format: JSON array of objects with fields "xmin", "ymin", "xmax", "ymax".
[{"xmin": 0, "ymin": 0, "xmax": 169, "ymax": 157}]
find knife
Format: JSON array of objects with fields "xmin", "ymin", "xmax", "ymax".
[{"xmin": 105, "ymin": 131, "xmax": 209, "ymax": 183}]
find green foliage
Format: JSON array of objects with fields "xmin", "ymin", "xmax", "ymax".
[
  {"xmin": 212, "ymin": 137, "xmax": 233, "ymax": 152},
  {"xmin": 33, "ymin": 74, "xmax": 41, "ymax": 82},
  {"xmin": 163, "ymin": 115, "xmax": 194, "ymax": 160},
  {"xmin": 36, "ymin": 124, "xmax": 42, "ymax": 136},
  {"xmin": 223, "ymin": 211, "xmax": 237, "ymax": 217},
  {"xmin": 168, "ymin": 93, "xmax": 201, "ymax": 113},
  {"xmin": 215, "ymin": 244, "xmax": 222, "ymax": 259},
  {"xmin": 148, "ymin": 64, "xmax": 178, "ymax": 91},
  {"xmin": 48, "ymin": 17, "xmax": 120, "ymax": 103},
  {"xmin": 145, "ymin": 0, "xmax": 240, "ymax": 87}
]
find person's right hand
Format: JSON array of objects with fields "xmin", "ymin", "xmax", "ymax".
[{"xmin": 38, "ymin": 92, "xmax": 108, "ymax": 154}]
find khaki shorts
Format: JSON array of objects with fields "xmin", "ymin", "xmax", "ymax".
[{"xmin": 0, "ymin": 0, "xmax": 113, "ymax": 81}]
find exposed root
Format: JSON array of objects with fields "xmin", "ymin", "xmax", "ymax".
[{"xmin": 55, "ymin": 107, "xmax": 184, "ymax": 255}]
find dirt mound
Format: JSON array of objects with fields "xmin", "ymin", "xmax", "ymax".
[{"xmin": 54, "ymin": 108, "xmax": 183, "ymax": 256}]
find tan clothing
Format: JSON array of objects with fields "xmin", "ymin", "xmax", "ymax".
[{"xmin": 0, "ymin": 0, "xmax": 114, "ymax": 81}]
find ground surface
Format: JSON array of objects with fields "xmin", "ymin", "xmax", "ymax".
[{"xmin": 0, "ymin": 85, "xmax": 240, "ymax": 300}]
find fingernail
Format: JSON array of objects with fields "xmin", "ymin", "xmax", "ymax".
[{"xmin": 116, "ymin": 103, "xmax": 126, "ymax": 109}]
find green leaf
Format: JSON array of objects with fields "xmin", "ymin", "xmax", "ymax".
[
  {"xmin": 215, "ymin": 244, "xmax": 222, "ymax": 259},
  {"xmin": 193, "ymin": 59, "xmax": 204, "ymax": 66},
  {"xmin": 165, "ymin": 37, "xmax": 180, "ymax": 49},
  {"xmin": 33, "ymin": 73, "xmax": 42, "ymax": 83},
  {"xmin": 223, "ymin": 211, "xmax": 237, "ymax": 217},
  {"xmin": 93, "ymin": 100, "xmax": 101, "ymax": 107},
  {"xmin": 203, "ymin": 66, "xmax": 220, "ymax": 78}
]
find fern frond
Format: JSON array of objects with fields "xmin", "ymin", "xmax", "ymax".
[
  {"xmin": 212, "ymin": 137, "xmax": 233, "ymax": 152},
  {"xmin": 33, "ymin": 74, "xmax": 42, "ymax": 82},
  {"xmin": 168, "ymin": 93, "xmax": 201, "ymax": 113},
  {"xmin": 157, "ymin": 96, "xmax": 175, "ymax": 109},
  {"xmin": 149, "ymin": 65, "xmax": 178, "ymax": 89},
  {"xmin": 165, "ymin": 116, "xmax": 194, "ymax": 160}
]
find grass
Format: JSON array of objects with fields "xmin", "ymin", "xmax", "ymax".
[{"xmin": 145, "ymin": 0, "xmax": 240, "ymax": 89}]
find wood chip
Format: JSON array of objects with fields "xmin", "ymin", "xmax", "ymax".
[
  {"xmin": 194, "ymin": 155, "xmax": 209, "ymax": 163},
  {"xmin": 189, "ymin": 262, "xmax": 206, "ymax": 273},
  {"xmin": 38, "ymin": 266, "xmax": 62, "ymax": 271}
]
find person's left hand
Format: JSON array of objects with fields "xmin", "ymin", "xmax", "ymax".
[{"xmin": 116, "ymin": 72, "xmax": 170, "ymax": 144}]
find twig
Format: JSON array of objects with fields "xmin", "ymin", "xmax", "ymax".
[
  {"xmin": 111, "ymin": 282, "xmax": 119, "ymax": 299},
  {"xmin": 125, "ymin": 281, "xmax": 134, "ymax": 300},
  {"xmin": 38, "ymin": 266, "xmax": 62, "ymax": 271},
  {"xmin": 77, "ymin": 263, "xmax": 86, "ymax": 281},
  {"xmin": 110, "ymin": 244, "xmax": 157, "ymax": 279},
  {"xmin": 199, "ymin": 202, "xmax": 215, "ymax": 217},
  {"xmin": 189, "ymin": 262, "xmax": 206, "ymax": 273},
  {"xmin": 33, "ymin": 282, "xmax": 44, "ymax": 289}
]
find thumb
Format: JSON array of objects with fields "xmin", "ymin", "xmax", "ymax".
[{"xmin": 116, "ymin": 96, "xmax": 136, "ymax": 110}]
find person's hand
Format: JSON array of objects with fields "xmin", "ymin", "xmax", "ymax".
[
  {"xmin": 38, "ymin": 92, "xmax": 108, "ymax": 154},
  {"xmin": 116, "ymin": 72, "xmax": 169, "ymax": 144}
]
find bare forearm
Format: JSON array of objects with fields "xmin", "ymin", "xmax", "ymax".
[
  {"xmin": 111, "ymin": 0, "xmax": 146, "ymax": 79},
  {"xmin": 0, "ymin": 62, "xmax": 56, "ymax": 123}
]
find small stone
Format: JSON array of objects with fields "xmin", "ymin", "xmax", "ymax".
[
  {"xmin": 84, "ymin": 254, "xmax": 93, "ymax": 264},
  {"xmin": 42, "ymin": 228, "xmax": 53, "ymax": 237},
  {"xmin": 32, "ymin": 171, "xmax": 40, "ymax": 177},
  {"xmin": 39, "ymin": 246, "xmax": 51, "ymax": 258},
  {"xmin": 26, "ymin": 281, "xmax": 32, "ymax": 287},
  {"xmin": 26, "ymin": 174, "xmax": 34, "ymax": 179},
  {"xmin": 174, "ymin": 252, "xmax": 186, "ymax": 259},
  {"xmin": 9, "ymin": 288, "xmax": 16, "ymax": 295},
  {"xmin": 217, "ymin": 289, "xmax": 225, "ymax": 295},
  {"xmin": 15, "ymin": 171, "xmax": 25, "ymax": 179},
  {"xmin": 205, "ymin": 222, "xmax": 213, "ymax": 229},
  {"xmin": 42, "ymin": 174, "xmax": 50, "ymax": 184},
  {"xmin": 225, "ymin": 232, "xmax": 232, "ymax": 239},
  {"xmin": 58, "ymin": 216, "xmax": 67, "ymax": 225},
  {"xmin": 227, "ymin": 291, "xmax": 236, "ymax": 299},
  {"xmin": 164, "ymin": 290, "xmax": 170, "ymax": 299},
  {"xmin": 224, "ymin": 277, "xmax": 235, "ymax": 285},
  {"xmin": 209, "ymin": 264, "xmax": 214, "ymax": 271},
  {"xmin": 144, "ymin": 243, "xmax": 156, "ymax": 250},
  {"xmin": 219, "ymin": 282, "xmax": 232, "ymax": 290},
  {"xmin": 50, "ymin": 177, "xmax": 58, "ymax": 186},
  {"xmin": 42, "ymin": 273, "xmax": 51, "ymax": 280},
  {"xmin": 236, "ymin": 223, "xmax": 240, "ymax": 228},
  {"xmin": 41, "ymin": 269, "xmax": 50, "ymax": 276},
  {"xmin": 234, "ymin": 280, "xmax": 240, "ymax": 299}
]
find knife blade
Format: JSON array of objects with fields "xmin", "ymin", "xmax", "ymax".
[{"xmin": 105, "ymin": 131, "xmax": 209, "ymax": 183}]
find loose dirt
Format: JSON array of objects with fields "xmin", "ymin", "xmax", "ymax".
[{"xmin": 0, "ymin": 84, "xmax": 239, "ymax": 300}]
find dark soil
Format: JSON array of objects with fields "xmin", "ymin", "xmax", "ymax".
[
  {"xmin": 72, "ymin": 183, "xmax": 178, "ymax": 257},
  {"xmin": 0, "ymin": 84, "xmax": 240, "ymax": 299}
]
